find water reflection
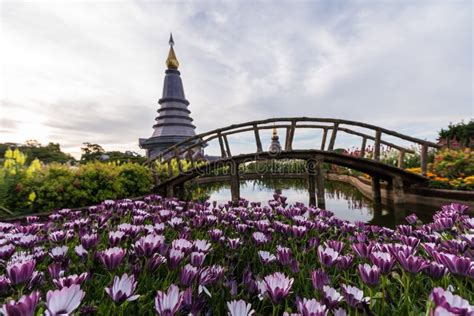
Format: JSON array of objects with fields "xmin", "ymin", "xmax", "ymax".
[{"xmin": 192, "ymin": 178, "xmax": 434, "ymax": 228}]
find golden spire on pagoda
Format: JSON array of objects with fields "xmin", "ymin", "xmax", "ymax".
[{"xmin": 166, "ymin": 33, "xmax": 179, "ymax": 70}]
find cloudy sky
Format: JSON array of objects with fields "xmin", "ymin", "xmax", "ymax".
[{"xmin": 1, "ymin": 0, "xmax": 472, "ymax": 158}]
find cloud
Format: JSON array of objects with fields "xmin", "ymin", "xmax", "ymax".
[{"xmin": 0, "ymin": 0, "xmax": 472, "ymax": 158}]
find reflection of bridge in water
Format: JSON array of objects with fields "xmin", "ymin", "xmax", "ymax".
[{"xmin": 148, "ymin": 117, "xmax": 440, "ymax": 206}]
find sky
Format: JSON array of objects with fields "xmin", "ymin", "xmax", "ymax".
[{"xmin": 1, "ymin": 0, "xmax": 473, "ymax": 158}]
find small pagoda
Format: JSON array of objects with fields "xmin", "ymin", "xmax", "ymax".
[
  {"xmin": 139, "ymin": 34, "xmax": 200, "ymax": 159},
  {"xmin": 268, "ymin": 126, "xmax": 282, "ymax": 153}
]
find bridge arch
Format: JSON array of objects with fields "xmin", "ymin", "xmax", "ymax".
[{"xmin": 147, "ymin": 117, "xmax": 440, "ymax": 204}]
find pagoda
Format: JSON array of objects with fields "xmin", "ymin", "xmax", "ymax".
[
  {"xmin": 268, "ymin": 126, "xmax": 282, "ymax": 153},
  {"xmin": 139, "ymin": 34, "xmax": 200, "ymax": 159}
]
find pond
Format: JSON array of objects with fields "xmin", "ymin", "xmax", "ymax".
[{"xmin": 191, "ymin": 178, "xmax": 436, "ymax": 228}]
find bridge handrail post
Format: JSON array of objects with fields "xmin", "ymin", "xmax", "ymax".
[
  {"xmin": 320, "ymin": 128, "xmax": 328, "ymax": 150},
  {"xmin": 327, "ymin": 122, "xmax": 339, "ymax": 151},
  {"xmin": 223, "ymin": 134, "xmax": 232, "ymax": 157},
  {"xmin": 175, "ymin": 149, "xmax": 183, "ymax": 173},
  {"xmin": 253, "ymin": 124, "xmax": 263, "ymax": 153},
  {"xmin": 398, "ymin": 149, "xmax": 405, "ymax": 169},
  {"xmin": 360, "ymin": 137, "xmax": 367, "ymax": 158},
  {"xmin": 217, "ymin": 132, "xmax": 227, "ymax": 158},
  {"xmin": 284, "ymin": 121, "xmax": 296, "ymax": 151},
  {"xmin": 373, "ymin": 130, "xmax": 382, "ymax": 161},
  {"xmin": 420, "ymin": 144, "xmax": 428, "ymax": 176}
]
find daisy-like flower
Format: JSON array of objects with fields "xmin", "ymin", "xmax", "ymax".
[
  {"xmin": 147, "ymin": 253, "xmax": 167, "ymax": 272},
  {"xmin": 45, "ymin": 284, "xmax": 85, "ymax": 316},
  {"xmin": 317, "ymin": 245, "xmax": 339, "ymax": 268},
  {"xmin": 397, "ymin": 253, "xmax": 429, "ymax": 274},
  {"xmin": 105, "ymin": 273, "xmax": 140, "ymax": 304},
  {"xmin": 263, "ymin": 272, "xmax": 294, "ymax": 304},
  {"xmin": 168, "ymin": 248, "xmax": 185, "ymax": 269},
  {"xmin": 370, "ymin": 251, "xmax": 395, "ymax": 274},
  {"xmin": 0, "ymin": 275, "xmax": 11, "ymax": 293},
  {"xmin": 322, "ymin": 285, "xmax": 343, "ymax": 310},
  {"xmin": 425, "ymin": 262, "xmax": 447, "ymax": 280},
  {"xmin": 0, "ymin": 244, "xmax": 15, "ymax": 260},
  {"xmin": 108, "ymin": 231, "xmax": 126, "ymax": 246},
  {"xmin": 74, "ymin": 245, "xmax": 88, "ymax": 259},
  {"xmin": 171, "ymin": 239, "xmax": 193, "ymax": 253},
  {"xmin": 194, "ymin": 239, "xmax": 212, "ymax": 253},
  {"xmin": 311, "ymin": 269, "xmax": 329, "ymax": 291},
  {"xmin": 296, "ymin": 298, "xmax": 327, "ymax": 316},
  {"xmin": 258, "ymin": 251, "xmax": 276, "ymax": 265},
  {"xmin": 433, "ymin": 252, "xmax": 473, "ymax": 277},
  {"xmin": 49, "ymin": 246, "xmax": 68, "ymax": 262},
  {"xmin": 209, "ymin": 229, "xmax": 223, "ymax": 241},
  {"xmin": 227, "ymin": 299, "xmax": 255, "ymax": 316},
  {"xmin": 351, "ymin": 243, "xmax": 373, "ymax": 258},
  {"xmin": 276, "ymin": 245, "xmax": 292, "ymax": 265},
  {"xmin": 154, "ymin": 284, "xmax": 183, "ymax": 316},
  {"xmin": 358, "ymin": 264, "xmax": 381, "ymax": 286},
  {"xmin": 341, "ymin": 284, "xmax": 369, "ymax": 308},
  {"xmin": 49, "ymin": 231, "xmax": 66, "ymax": 243},
  {"xmin": 99, "ymin": 247, "xmax": 126, "ymax": 270},
  {"xmin": 405, "ymin": 213, "xmax": 419, "ymax": 225},
  {"xmin": 227, "ymin": 238, "xmax": 242, "ymax": 249},
  {"xmin": 180, "ymin": 264, "xmax": 198, "ymax": 287},
  {"xmin": 80, "ymin": 233, "xmax": 98, "ymax": 250},
  {"xmin": 53, "ymin": 272, "xmax": 88, "ymax": 289},
  {"xmin": 1, "ymin": 291, "xmax": 40, "ymax": 316},
  {"xmin": 190, "ymin": 252, "xmax": 207, "ymax": 267},
  {"xmin": 429, "ymin": 287, "xmax": 473, "ymax": 315},
  {"xmin": 6, "ymin": 259, "xmax": 36, "ymax": 285},
  {"xmin": 134, "ymin": 234, "xmax": 165, "ymax": 258},
  {"xmin": 252, "ymin": 232, "xmax": 269, "ymax": 245}
]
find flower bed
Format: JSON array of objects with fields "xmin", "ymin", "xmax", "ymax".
[
  {"xmin": 1, "ymin": 196, "xmax": 473, "ymax": 315},
  {"xmin": 406, "ymin": 167, "xmax": 474, "ymax": 191}
]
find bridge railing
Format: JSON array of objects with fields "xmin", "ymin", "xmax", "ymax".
[{"xmin": 147, "ymin": 117, "xmax": 441, "ymax": 182}]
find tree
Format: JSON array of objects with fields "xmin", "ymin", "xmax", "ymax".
[
  {"xmin": 0, "ymin": 141, "xmax": 75, "ymax": 165},
  {"xmin": 438, "ymin": 120, "xmax": 474, "ymax": 149},
  {"xmin": 80, "ymin": 143, "xmax": 106, "ymax": 162}
]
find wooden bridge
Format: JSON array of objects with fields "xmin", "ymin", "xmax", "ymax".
[{"xmin": 147, "ymin": 117, "xmax": 441, "ymax": 205}]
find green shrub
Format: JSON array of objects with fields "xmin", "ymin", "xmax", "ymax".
[
  {"xmin": 1, "ymin": 158, "xmax": 153, "ymax": 216},
  {"xmin": 432, "ymin": 148, "xmax": 474, "ymax": 179}
]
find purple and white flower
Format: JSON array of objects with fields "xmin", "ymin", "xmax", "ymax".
[
  {"xmin": 105, "ymin": 273, "xmax": 140, "ymax": 304},
  {"xmin": 1, "ymin": 291, "xmax": 40, "ymax": 316},
  {"xmin": 341, "ymin": 284, "xmax": 369, "ymax": 308},
  {"xmin": 53, "ymin": 272, "xmax": 88, "ymax": 289},
  {"xmin": 49, "ymin": 246, "xmax": 68, "ymax": 262},
  {"xmin": 322, "ymin": 285, "xmax": 342, "ymax": 310},
  {"xmin": 45, "ymin": 284, "xmax": 85, "ymax": 316},
  {"xmin": 263, "ymin": 272, "xmax": 294, "ymax": 304},
  {"xmin": 397, "ymin": 253, "xmax": 429, "ymax": 274},
  {"xmin": 311, "ymin": 269, "xmax": 329, "ymax": 291},
  {"xmin": 358, "ymin": 264, "xmax": 381, "ymax": 286},
  {"xmin": 370, "ymin": 251, "xmax": 395, "ymax": 274},
  {"xmin": 6, "ymin": 259, "xmax": 36, "ymax": 285},
  {"xmin": 99, "ymin": 247, "xmax": 126, "ymax": 270},
  {"xmin": 227, "ymin": 299, "xmax": 255, "ymax": 316},
  {"xmin": 134, "ymin": 234, "xmax": 164, "ymax": 257},
  {"xmin": 258, "ymin": 251, "xmax": 276, "ymax": 265},
  {"xmin": 180, "ymin": 264, "xmax": 198, "ymax": 287},
  {"xmin": 296, "ymin": 297, "xmax": 327, "ymax": 316},
  {"xmin": 155, "ymin": 284, "xmax": 183, "ymax": 316},
  {"xmin": 317, "ymin": 246, "xmax": 339, "ymax": 267},
  {"xmin": 429, "ymin": 287, "xmax": 473, "ymax": 315}
]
